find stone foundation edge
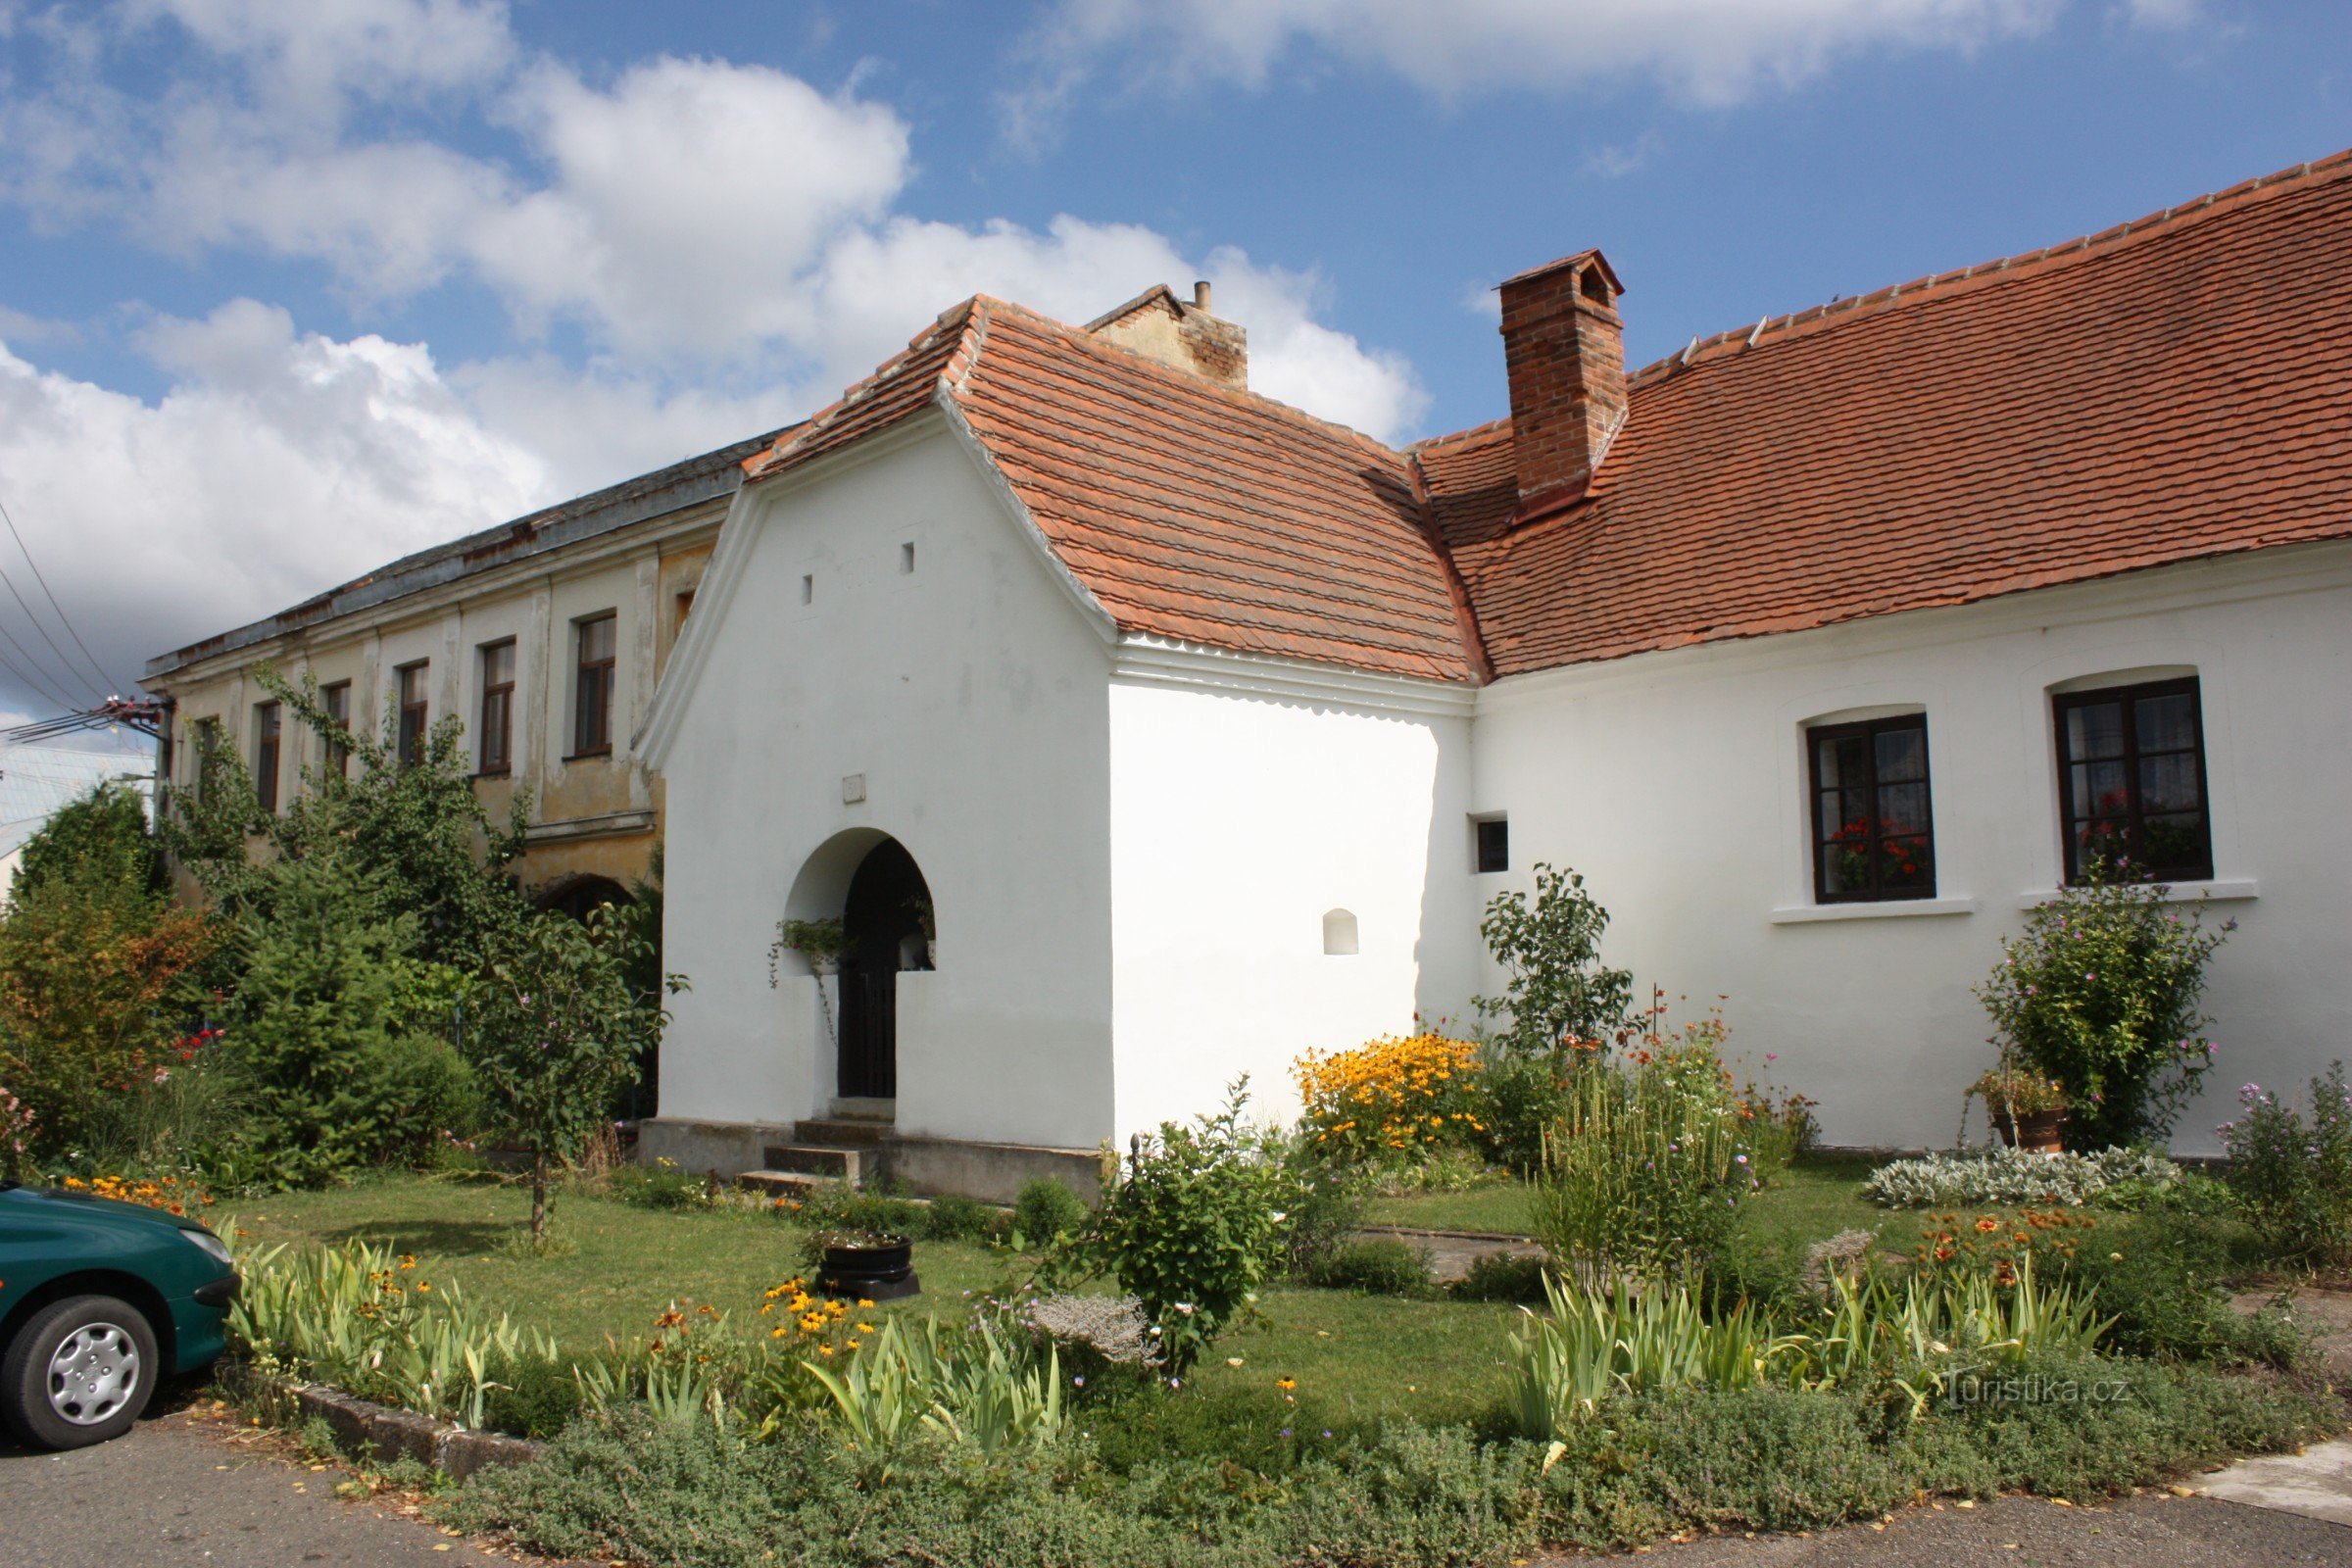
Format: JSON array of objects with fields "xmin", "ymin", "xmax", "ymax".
[{"xmin": 636, "ymin": 1117, "xmax": 1103, "ymax": 1204}]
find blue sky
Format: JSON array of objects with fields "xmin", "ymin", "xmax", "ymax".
[{"xmin": 0, "ymin": 0, "xmax": 2346, "ymax": 724}]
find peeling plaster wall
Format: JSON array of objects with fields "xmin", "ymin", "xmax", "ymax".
[
  {"xmin": 656, "ymin": 421, "xmax": 1116, "ymax": 1149},
  {"xmin": 1470, "ymin": 544, "xmax": 2352, "ymax": 1155}
]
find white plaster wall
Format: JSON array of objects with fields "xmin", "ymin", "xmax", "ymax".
[
  {"xmin": 1469, "ymin": 543, "xmax": 2352, "ymax": 1155},
  {"xmin": 1107, "ymin": 680, "xmax": 1478, "ymax": 1140},
  {"xmin": 658, "ymin": 419, "xmax": 1117, "ymax": 1150}
]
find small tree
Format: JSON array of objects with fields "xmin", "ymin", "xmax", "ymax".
[
  {"xmin": 1977, "ymin": 859, "xmax": 2230, "ymax": 1149},
  {"xmin": 469, "ymin": 908, "xmax": 679, "ymax": 1245},
  {"xmin": 165, "ymin": 664, "xmax": 531, "ymax": 972},
  {"xmin": 0, "ymin": 785, "xmax": 213, "ymax": 1160},
  {"xmin": 1474, "ymin": 863, "xmax": 1634, "ymax": 1058}
]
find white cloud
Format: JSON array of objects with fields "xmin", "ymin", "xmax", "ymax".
[
  {"xmin": 1023, "ymin": 0, "xmax": 2067, "ymax": 108},
  {"xmin": 0, "ymin": 305, "xmax": 549, "ymax": 698},
  {"xmin": 1584, "ymin": 132, "xmax": 1667, "ymax": 180},
  {"xmin": 0, "ymin": 5, "xmax": 1440, "ymax": 713}
]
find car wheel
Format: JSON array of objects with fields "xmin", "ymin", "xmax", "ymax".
[{"xmin": 1, "ymin": 1295, "xmax": 160, "ymax": 1450}]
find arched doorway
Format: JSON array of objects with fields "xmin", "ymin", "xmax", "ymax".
[{"xmin": 834, "ymin": 839, "xmax": 933, "ymax": 1102}]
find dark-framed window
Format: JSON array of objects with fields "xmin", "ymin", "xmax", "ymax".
[
  {"xmin": 396, "ymin": 661, "xmax": 429, "ymax": 768},
  {"xmin": 1808, "ymin": 714, "xmax": 1936, "ymax": 903},
  {"xmin": 320, "ymin": 681, "xmax": 352, "ymax": 777},
  {"xmin": 1474, "ymin": 816, "xmax": 1509, "ymax": 874},
  {"xmin": 478, "ymin": 640, "xmax": 515, "ymax": 776},
  {"xmin": 2053, "ymin": 676, "xmax": 2213, "ymax": 883},
  {"xmin": 571, "ymin": 612, "xmax": 616, "ymax": 757},
  {"xmin": 254, "ymin": 702, "xmax": 281, "ymax": 813}
]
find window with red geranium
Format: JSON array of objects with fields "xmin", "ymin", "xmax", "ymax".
[
  {"xmin": 2052, "ymin": 676, "xmax": 2212, "ymax": 884},
  {"xmin": 1808, "ymin": 714, "xmax": 1936, "ymax": 903}
]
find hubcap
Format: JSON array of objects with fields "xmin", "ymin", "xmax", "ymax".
[{"xmin": 46, "ymin": 1321, "xmax": 140, "ymax": 1426}]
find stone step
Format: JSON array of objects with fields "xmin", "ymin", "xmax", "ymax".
[
  {"xmin": 737, "ymin": 1169, "xmax": 827, "ymax": 1200},
  {"xmin": 761, "ymin": 1143, "xmax": 865, "ymax": 1181},
  {"xmin": 795, "ymin": 1117, "xmax": 893, "ymax": 1147}
]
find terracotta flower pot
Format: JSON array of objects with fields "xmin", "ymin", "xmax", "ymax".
[
  {"xmin": 816, "ymin": 1238, "xmax": 920, "ymax": 1300},
  {"xmin": 1993, "ymin": 1108, "xmax": 2067, "ymax": 1155}
]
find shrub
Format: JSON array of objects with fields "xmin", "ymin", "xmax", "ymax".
[
  {"xmin": 799, "ymin": 1183, "xmax": 926, "ymax": 1240},
  {"xmin": 1862, "ymin": 1146, "xmax": 2181, "ymax": 1208},
  {"xmin": 1473, "ymin": 863, "xmax": 1635, "ymax": 1057},
  {"xmin": 2219, "ymin": 1062, "xmax": 2352, "ymax": 1269},
  {"xmin": 1010, "ymin": 1175, "xmax": 1090, "ymax": 1246},
  {"xmin": 1303, "ymin": 1238, "xmax": 1434, "ymax": 1298},
  {"xmin": 1091, "ymin": 1083, "xmax": 1289, "ymax": 1375},
  {"xmin": 2064, "ymin": 1216, "xmax": 2304, "ymax": 1368},
  {"xmin": 1294, "ymin": 1030, "xmax": 1484, "ymax": 1170},
  {"xmin": 1976, "ymin": 862, "xmax": 2230, "ymax": 1148},
  {"xmin": 1462, "ymin": 1044, "xmax": 1565, "ymax": 1172},
  {"xmin": 1450, "ymin": 1250, "xmax": 1549, "ymax": 1303},
  {"xmin": 609, "ymin": 1157, "xmax": 711, "ymax": 1210},
  {"xmin": 1530, "ymin": 1027, "xmax": 1766, "ymax": 1284},
  {"xmin": 480, "ymin": 1353, "xmax": 585, "ymax": 1440},
  {"xmin": 0, "ymin": 813, "xmax": 215, "ymax": 1161},
  {"xmin": 921, "ymin": 1194, "xmax": 999, "ymax": 1242}
]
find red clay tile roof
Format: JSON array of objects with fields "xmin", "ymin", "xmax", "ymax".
[
  {"xmin": 749, "ymin": 149, "xmax": 2352, "ymax": 688},
  {"xmin": 1425, "ymin": 149, "xmax": 2352, "ymax": 677},
  {"xmin": 743, "ymin": 298, "xmax": 1479, "ymax": 682}
]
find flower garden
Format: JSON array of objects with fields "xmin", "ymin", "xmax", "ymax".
[
  {"xmin": 181, "ymin": 863, "xmax": 2348, "ymax": 1567},
  {"xmin": 5, "ymin": 752, "xmax": 2346, "ymax": 1563}
]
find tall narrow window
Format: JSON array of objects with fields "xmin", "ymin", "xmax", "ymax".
[
  {"xmin": 254, "ymin": 702, "xmax": 281, "ymax": 812},
  {"xmin": 2053, "ymin": 677, "xmax": 2212, "ymax": 883},
  {"xmin": 572, "ymin": 612, "xmax": 616, "ymax": 757},
  {"xmin": 478, "ymin": 640, "xmax": 515, "ymax": 776},
  {"xmin": 396, "ymin": 662, "xmax": 429, "ymax": 768},
  {"xmin": 1809, "ymin": 714, "xmax": 1936, "ymax": 903},
  {"xmin": 189, "ymin": 716, "xmax": 221, "ymax": 802},
  {"xmin": 320, "ymin": 681, "xmax": 351, "ymax": 777}
]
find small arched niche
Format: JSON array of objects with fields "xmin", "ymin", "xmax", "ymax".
[{"xmin": 1321, "ymin": 907, "xmax": 1359, "ymax": 956}]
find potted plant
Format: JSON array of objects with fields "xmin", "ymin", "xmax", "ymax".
[
  {"xmin": 768, "ymin": 916, "xmax": 850, "ymax": 984},
  {"xmin": 1968, "ymin": 1066, "xmax": 2068, "ymax": 1154},
  {"xmin": 805, "ymin": 1224, "xmax": 920, "ymax": 1301}
]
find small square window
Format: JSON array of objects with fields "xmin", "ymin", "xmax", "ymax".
[{"xmin": 1475, "ymin": 816, "xmax": 1509, "ymax": 874}]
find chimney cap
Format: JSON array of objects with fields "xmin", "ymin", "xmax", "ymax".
[
  {"xmin": 1496, "ymin": 247, "xmax": 1624, "ymax": 304},
  {"xmin": 1192, "ymin": 280, "xmax": 1213, "ymax": 314}
]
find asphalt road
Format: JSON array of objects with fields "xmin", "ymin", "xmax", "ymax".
[
  {"xmin": 0, "ymin": 1397, "xmax": 564, "ymax": 1568},
  {"xmin": 1, "ymin": 1394, "xmax": 2345, "ymax": 1567}
]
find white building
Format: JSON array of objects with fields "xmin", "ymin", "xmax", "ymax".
[{"xmin": 645, "ymin": 156, "xmax": 2346, "ymax": 1194}]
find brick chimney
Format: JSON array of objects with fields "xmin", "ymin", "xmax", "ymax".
[
  {"xmin": 1498, "ymin": 249, "xmax": 1626, "ymax": 513},
  {"xmin": 1086, "ymin": 282, "xmax": 1248, "ymax": 389}
]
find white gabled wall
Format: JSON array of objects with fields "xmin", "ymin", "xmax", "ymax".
[
  {"xmin": 1471, "ymin": 544, "xmax": 2352, "ymax": 1154},
  {"xmin": 1106, "ymin": 672, "xmax": 1479, "ymax": 1139},
  {"xmin": 658, "ymin": 418, "xmax": 1116, "ymax": 1150}
]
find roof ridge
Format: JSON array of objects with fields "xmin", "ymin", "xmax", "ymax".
[
  {"xmin": 1408, "ymin": 415, "xmax": 1512, "ymax": 456},
  {"xmin": 1628, "ymin": 145, "xmax": 2352, "ymax": 389},
  {"xmin": 957, "ymin": 293, "xmax": 1413, "ymax": 470},
  {"xmin": 743, "ymin": 300, "xmax": 980, "ymax": 479}
]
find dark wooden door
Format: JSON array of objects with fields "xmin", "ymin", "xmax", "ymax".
[{"xmin": 835, "ymin": 840, "xmax": 929, "ymax": 1102}]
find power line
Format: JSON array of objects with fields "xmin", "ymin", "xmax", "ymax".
[
  {"xmin": 0, "ymin": 617, "xmax": 87, "ymax": 715},
  {"xmin": 0, "ymin": 555, "xmax": 103, "ymax": 706},
  {"xmin": 0, "ymin": 492, "xmax": 126, "ymax": 699}
]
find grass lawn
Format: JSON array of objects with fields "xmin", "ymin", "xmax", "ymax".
[
  {"xmin": 229, "ymin": 1172, "xmax": 1527, "ymax": 1425},
  {"xmin": 1363, "ymin": 1152, "xmax": 1909, "ymax": 1249}
]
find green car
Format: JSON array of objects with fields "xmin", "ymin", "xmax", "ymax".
[{"xmin": 0, "ymin": 1181, "xmax": 240, "ymax": 1449}]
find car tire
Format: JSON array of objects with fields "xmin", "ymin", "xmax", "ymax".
[{"xmin": 1, "ymin": 1295, "xmax": 160, "ymax": 1450}]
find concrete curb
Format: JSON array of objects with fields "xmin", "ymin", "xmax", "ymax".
[{"xmin": 241, "ymin": 1368, "xmax": 545, "ymax": 1482}]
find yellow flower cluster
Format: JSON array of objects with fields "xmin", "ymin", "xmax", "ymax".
[
  {"xmin": 758, "ymin": 1276, "xmax": 876, "ymax": 1355},
  {"xmin": 1295, "ymin": 1031, "xmax": 1485, "ymax": 1163},
  {"xmin": 59, "ymin": 1172, "xmax": 214, "ymax": 1216}
]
